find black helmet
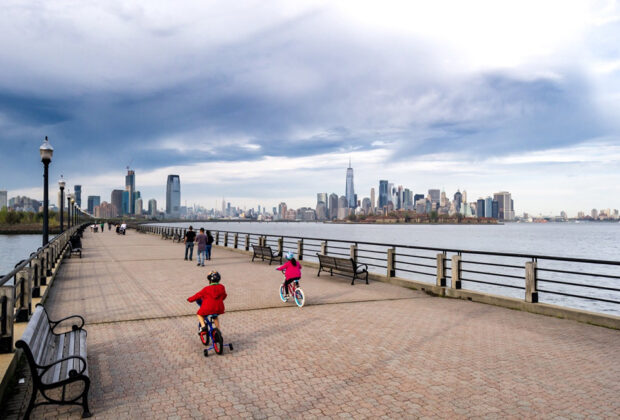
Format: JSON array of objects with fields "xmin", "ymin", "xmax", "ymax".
[{"xmin": 207, "ymin": 271, "xmax": 221, "ymax": 283}]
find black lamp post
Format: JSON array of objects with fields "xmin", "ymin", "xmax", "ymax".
[
  {"xmin": 39, "ymin": 136, "xmax": 54, "ymax": 246},
  {"xmin": 58, "ymin": 175, "xmax": 65, "ymax": 232},
  {"xmin": 72, "ymin": 198, "xmax": 76, "ymax": 226},
  {"xmin": 67, "ymin": 193, "xmax": 72, "ymax": 229}
]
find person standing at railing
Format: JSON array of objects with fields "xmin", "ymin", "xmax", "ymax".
[
  {"xmin": 206, "ymin": 230, "xmax": 214, "ymax": 261},
  {"xmin": 184, "ymin": 226, "xmax": 196, "ymax": 261},
  {"xmin": 195, "ymin": 228, "xmax": 207, "ymax": 267}
]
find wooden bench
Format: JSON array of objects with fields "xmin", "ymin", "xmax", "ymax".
[
  {"xmin": 15, "ymin": 304, "xmax": 92, "ymax": 418},
  {"xmin": 317, "ymin": 254, "xmax": 369, "ymax": 285},
  {"xmin": 173, "ymin": 233, "xmax": 182, "ymax": 243},
  {"xmin": 251, "ymin": 245, "xmax": 282, "ymax": 265},
  {"xmin": 69, "ymin": 234, "xmax": 82, "ymax": 258}
]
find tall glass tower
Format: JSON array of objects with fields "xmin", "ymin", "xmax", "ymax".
[
  {"xmin": 125, "ymin": 169, "xmax": 135, "ymax": 214},
  {"xmin": 74, "ymin": 185, "xmax": 82, "ymax": 208},
  {"xmin": 345, "ymin": 159, "xmax": 355, "ymax": 208},
  {"xmin": 166, "ymin": 175, "xmax": 181, "ymax": 217}
]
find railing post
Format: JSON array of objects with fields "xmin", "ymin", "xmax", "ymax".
[
  {"xmin": 297, "ymin": 239, "xmax": 304, "ymax": 261},
  {"xmin": 215, "ymin": 232, "xmax": 220, "ymax": 245},
  {"xmin": 350, "ymin": 244, "xmax": 357, "ymax": 262},
  {"xmin": 245, "ymin": 234, "xmax": 250, "ymax": 251},
  {"xmin": 387, "ymin": 247, "xmax": 396, "ymax": 278},
  {"xmin": 278, "ymin": 237, "xmax": 283, "ymax": 256},
  {"xmin": 44, "ymin": 248, "xmax": 53, "ymax": 277},
  {"xmin": 525, "ymin": 261, "xmax": 538, "ymax": 303},
  {"xmin": 224, "ymin": 232, "xmax": 228, "ymax": 247},
  {"xmin": 450, "ymin": 255, "xmax": 462, "ymax": 289},
  {"xmin": 15, "ymin": 268, "xmax": 33, "ymax": 322},
  {"xmin": 31, "ymin": 262, "xmax": 41, "ymax": 298},
  {"xmin": 436, "ymin": 253, "xmax": 446, "ymax": 287},
  {"xmin": 0, "ymin": 287, "xmax": 15, "ymax": 353},
  {"xmin": 234, "ymin": 233, "xmax": 239, "ymax": 249},
  {"xmin": 321, "ymin": 241, "xmax": 327, "ymax": 256}
]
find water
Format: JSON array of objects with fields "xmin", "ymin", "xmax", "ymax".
[{"xmin": 0, "ymin": 234, "xmax": 42, "ymax": 277}]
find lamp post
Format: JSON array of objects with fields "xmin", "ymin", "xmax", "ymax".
[
  {"xmin": 71, "ymin": 198, "xmax": 76, "ymax": 226},
  {"xmin": 67, "ymin": 193, "xmax": 72, "ymax": 229},
  {"xmin": 39, "ymin": 136, "xmax": 54, "ymax": 246},
  {"xmin": 58, "ymin": 175, "xmax": 65, "ymax": 232}
]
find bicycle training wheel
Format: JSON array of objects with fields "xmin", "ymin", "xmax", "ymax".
[
  {"xmin": 294, "ymin": 288, "xmax": 305, "ymax": 308},
  {"xmin": 212, "ymin": 328, "xmax": 224, "ymax": 355},
  {"xmin": 279, "ymin": 285, "xmax": 287, "ymax": 302}
]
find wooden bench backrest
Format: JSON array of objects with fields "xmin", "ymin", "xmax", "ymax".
[
  {"xmin": 334, "ymin": 257, "xmax": 355, "ymax": 272},
  {"xmin": 16, "ymin": 305, "xmax": 53, "ymax": 367}
]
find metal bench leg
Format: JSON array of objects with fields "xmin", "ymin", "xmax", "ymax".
[
  {"xmin": 82, "ymin": 378, "xmax": 92, "ymax": 418},
  {"xmin": 365, "ymin": 272, "xmax": 369, "ymax": 285},
  {"xmin": 351, "ymin": 275, "xmax": 355, "ymax": 286},
  {"xmin": 24, "ymin": 384, "xmax": 38, "ymax": 420}
]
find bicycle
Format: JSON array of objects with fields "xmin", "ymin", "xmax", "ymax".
[
  {"xmin": 279, "ymin": 272, "xmax": 305, "ymax": 308},
  {"xmin": 195, "ymin": 300, "xmax": 233, "ymax": 357}
]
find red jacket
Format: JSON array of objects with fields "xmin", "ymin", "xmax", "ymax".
[{"xmin": 188, "ymin": 284, "xmax": 227, "ymax": 316}]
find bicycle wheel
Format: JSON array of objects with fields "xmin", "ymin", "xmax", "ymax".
[
  {"xmin": 200, "ymin": 330, "xmax": 209, "ymax": 346},
  {"xmin": 279, "ymin": 284, "xmax": 287, "ymax": 302},
  {"xmin": 212, "ymin": 328, "xmax": 224, "ymax": 355},
  {"xmin": 294, "ymin": 288, "xmax": 305, "ymax": 307}
]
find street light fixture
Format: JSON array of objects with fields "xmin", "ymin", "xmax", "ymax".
[
  {"xmin": 39, "ymin": 136, "xmax": 54, "ymax": 246},
  {"xmin": 58, "ymin": 175, "xmax": 65, "ymax": 232}
]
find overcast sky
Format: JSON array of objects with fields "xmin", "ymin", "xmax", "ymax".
[{"xmin": 1, "ymin": 0, "xmax": 619, "ymax": 216}]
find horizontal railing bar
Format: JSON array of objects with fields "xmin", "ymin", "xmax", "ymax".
[
  {"xmin": 461, "ymin": 260, "xmax": 525, "ymax": 270},
  {"xmin": 357, "ymin": 256, "xmax": 386, "ymax": 262},
  {"xmin": 537, "ymin": 288, "xmax": 620, "ymax": 304},
  {"xmin": 537, "ymin": 278, "xmax": 620, "ymax": 292},
  {"xmin": 357, "ymin": 249, "xmax": 388, "ymax": 255},
  {"xmin": 460, "ymin": 277, "xmax": 524, "ymax": 290},
  {"xmin": 537, "ymin": 267, "xmax": 620, "ymax": 280},
  {"xmin": 395, "ymin": 268, "xmax": 436, "ymax": 276},
  {"xmin": 396, "ymin": 254, "xmax": 437, "ymax": 261},
  {"xmin": 460, "ymin": 269, "xmax": 524, "ymax": 280},
  {"xmin": 394, "ymin": 261, "xmax": 436, "ymax": 269}
]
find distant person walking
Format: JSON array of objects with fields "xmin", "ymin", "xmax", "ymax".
[
  {"xmin": 206, "ymin": 230, "xmax": 214, "ymax": 260},
  {"xmin": 184, "ymin": 226, "xmax": 196, "ymax": 261},
  {"xmin": 100, "ymin": 222, "xmax": 104, "ymax": 233},
  {"xmin": 195, "ymin": 228, "xmax": 207, "ymax": 267}
]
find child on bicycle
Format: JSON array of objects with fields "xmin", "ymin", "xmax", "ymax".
[
  {"xmin": 277, "ymin": 252, "xmax": 302, "ymax": 300},
  {"xmin": 187, "ymin": 271, "xmax": 227, "ymax": 332}
]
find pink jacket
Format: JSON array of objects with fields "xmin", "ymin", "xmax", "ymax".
[{"xmin": 277, "ymin": 260, "xmax": 302, "ymax": 280}]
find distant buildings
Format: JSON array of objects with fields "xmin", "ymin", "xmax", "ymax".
[
  {"xmin": 94, "ymin": 201, "xmax": 118, "ymax": 218},
  {"xmin": 87, "ymin": 196, "xmax": 101, "ymax": 214},
  {"xmin": 493, "ymin": 191, "xmax": 514, "ymax": 221},
  {"xmin": 125, "ymin": 169, "xmax": 135, "ymax": 215},
  {"xmin": 0, "ymin": 190, "xmax": 7, "ymax": 210},
  {"xmin": 148, "ymin": 199, "xmax": 157, "ymax": 218},
  {"xmin": 166, "ymin": 175, "xmax": 181, "ymax": 217},
  {"xmin": 74, "ymin": 185, "xmax": 82, "ymax": 208},
  {"xmin": 111, "ymin": 189, "xmax": 123, "ymax": 216},
  {"xmin": 345, "ymin": 160, "xmax": 355, "ymax": 208}
]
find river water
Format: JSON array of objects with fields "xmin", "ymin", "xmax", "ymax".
[{"xmin": 2, "ymin": 222, "xmax": 619, "ymax": 316}]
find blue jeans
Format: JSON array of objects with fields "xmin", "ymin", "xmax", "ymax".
[
  {"xmin": 197, "ymin": 249, "xmax": 206, "ymax": 265},
  {"xmin": 185, "ymin": 242, "xmax": 194, "ymax": 260},
  {"xmin": 206, "ymin": 244, "xmax": 212, "ymax": 260}
]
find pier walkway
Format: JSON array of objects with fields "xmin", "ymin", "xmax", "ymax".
[{"xmin": 2, "ymin": 229, "xmax": 619, "ymax": 419}]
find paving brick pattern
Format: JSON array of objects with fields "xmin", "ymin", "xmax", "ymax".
[{"xmin": 2, "ymin": 229, "xmax": 619, "ymax": 419}]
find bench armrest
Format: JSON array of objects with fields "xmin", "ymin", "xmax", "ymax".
[
  {"xmin": 40, "ymin": 355, "xmax": 88, "ymax": 377},
  {"xmin": 50, "ymin": 314, "xmax": 86, "ymax": 334},
  {"xmin": 355, "ymin": 262, "xmax": 368, "ymax": 271}
]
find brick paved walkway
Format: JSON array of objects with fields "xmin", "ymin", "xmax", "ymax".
[{"xmin": 2, "ymin": 229, "xmax": 619, "ymax": 419}]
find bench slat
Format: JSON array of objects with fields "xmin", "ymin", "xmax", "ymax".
[{"xmin": 46, "ymin": 334, "xmax": 65, "ymax": 385}]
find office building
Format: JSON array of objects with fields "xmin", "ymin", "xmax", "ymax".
[
  {"xmin": 328, "ymin": 193, "xmax": 338, "ymax": 220},
  {"xmin": 379, "ymin": 180, "xmax": 388, "ymax": 208},
  {"xmin": 87, "ymin": 196, "xmax": 101, "ymax": 214},
  {"xmin": 95, "ymin": 201, "xmax": 118, "ymax": 218},
  {"xmin": 166, "ymin": 175, "xmax": 181, "ymax": 217},
  {"xmin": 111, "ymin": 190, "xmax": 123, "ymax": 217},
  {"xmin": 316, "ymin": 202, "xmax": 327, "ymax": 220},
  {"xmin": 0, "ymin": 190, "xmax": 7, "ymax": 210},
  {"xmin": 476, "ymin": 198, "xmax": 485, "ymax": 217},
  {"xmin": 135, "ymin": 198, "xmax": 143, "ymax": 215},
  {"xmin": 428, "ymin": 189, "xmax": 440, "ymax": 205},
  {"xmin": 148, "ymin": 199, "xmax": 157, "ymax": 217},
  {"xmin": 122, "ymin": 191, "xmax": 130, "ymax": 215},
  {"xmin": 370, "ymin": 188, "xmax": 375, "ymax": 214},
  {"xmin": 345, "ymin": 160, "xmax": 355, "ymax": 208},
  {"xmin": 125, "ymin": 169, "xmax": 135, "ymax": 214},
  {"xmin": 485, "ymin": 197, "xmax": 493, "ymax": 218},
  {"xmin": 492, "ymin": 200, "xmax": 499, "ymax": 219},
  {"xmin": 493, "ymin": 191, "xmax": 514, "ymax": 221},
  {"xmin": 453, "ymin": 190, "xmax": 462, "ymax": 214},
  {"xmin": 74, "ymin": 185, "xmax": 82, "ymax": 208}
]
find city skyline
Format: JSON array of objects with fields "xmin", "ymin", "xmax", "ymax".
[{"xmin": 1, "ymin": 2, "xmax": 619, "ymax": 215}]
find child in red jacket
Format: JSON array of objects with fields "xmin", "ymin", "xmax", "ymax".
[
  {"xmin": 187, "ymin": 271, "xmax": 227, "ymax": 332},
  {"xmin": 276, "ymin": 252, "xmax": 302, "ymax": 300}
]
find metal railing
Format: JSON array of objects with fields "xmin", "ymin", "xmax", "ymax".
[
  {"xmin": 137, "ymin": 224, "xmax": 620, "ymax": 316},
  {"xmin": 0, "ymin": 223, "xmax": 89, "ymax": 353}
]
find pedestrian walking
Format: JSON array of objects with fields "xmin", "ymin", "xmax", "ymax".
[
  {"xmin": 184, "ymin": 226, "xmax": 196, "ymax": 261},
  {"xmin": 195, "ymin": 228, "xmax": 207, "ymax": 266}
]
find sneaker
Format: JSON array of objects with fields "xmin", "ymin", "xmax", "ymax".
[
  {"xmin": 201, "ymin": 264, "xmax": 205, "ymax": 267},
  {"xmin": 201, "ymin": 326, "xmax": 209, "ymax": 333},
  {"xmin": 184, "ymin": 258, "xmax": 188, "ymax": 261},
  {"xmin": 197, "ymin": 263, "xmax": 201, "ymax": 266}
]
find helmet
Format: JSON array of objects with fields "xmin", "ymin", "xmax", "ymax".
[
  {"xmin": 207, "ymin": 271, "xmax": 221, "ymax": 283},
  {"xmin": 285, "ymin": 251, "xmax": 295, "ymax": 260}
]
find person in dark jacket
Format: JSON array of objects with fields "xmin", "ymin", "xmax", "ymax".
[{"xmin": 184, "ymin": 226, "xmax": 196, "ymax": 261}]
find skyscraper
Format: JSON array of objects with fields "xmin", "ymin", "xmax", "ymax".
[
  {"xmin": 485, "ymin": 197, "xmax": 493, "ymax": 218},
  {"xmin": 453, "ymin": 190, "xmax": 462, "ymax": 213},
  {"xmin": 328, "ymin": 193, "xmax": 338, "ymax": 220},
  {"xmin": 148, "ymin": 199, "xmax": 157, "ymax": 218},
  {"xmin": 125, "ymin": 169, "xmax": 135, "ymax": 214},
  {"xmin": 0, "ymin": 190, "xmax": 7, "ymax": 210},
  {"xmin": 476, "ymin": 198, "xmax": 485, "ymax": 217},
  {"xmin": 379, "ymin": 180, "xmax": 388, "ymax": 208},
  {"xmin": 74, "ymin": 185, "xmax": 82, "ymax": 208},
  {"xmin": 428, "ymin": 189, "xmax": 440, "ymax": 205},
  {"xmin": 345, "ymin": 160, "xmax": 355, "ymax": 208},
  {"xmin": 87, "ymin": 196, "xmax": 100, "ymax": 214},
  {"xmin": 493, "ymin": 191, "xmax": 513, "ymax": 221},
  {"xmin": 166, "ymin": 175, "xmax": 181, "ymax": 217},
  {"xmin": 370, "ymin": 188, "xmax": 375, "ymax": 214},
  {"xmin": 111, "ymin": 189, "xmax": 123, "ymax": 216}
]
